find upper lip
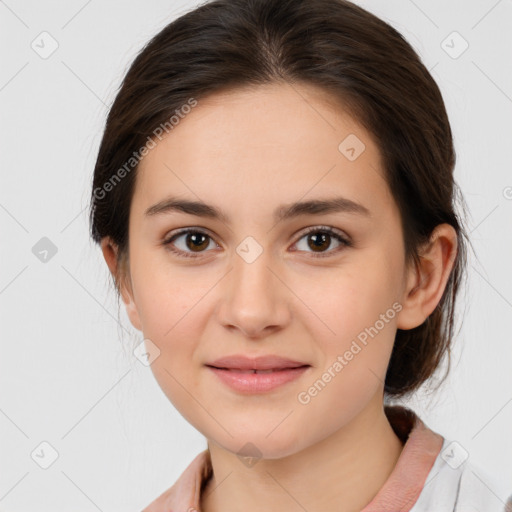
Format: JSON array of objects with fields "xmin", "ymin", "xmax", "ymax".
[{"xmin": 206, "ymin": 354, "xmax": 310, "ymax": 371}]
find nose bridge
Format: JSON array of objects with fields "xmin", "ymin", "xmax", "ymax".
[
  {"xmin": 233, "ymin": 244, "xmax": 272, "ymax": 294},
  {"xmin": 219, "ymin": 239, "xmax": 289, "ymax": 336}
]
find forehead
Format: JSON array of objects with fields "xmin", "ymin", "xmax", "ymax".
[{"xmin": 133, "ymin": 82, "xmax": 396, "ymax": 223}]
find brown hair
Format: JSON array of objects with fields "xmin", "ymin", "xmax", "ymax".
[{"xmin": 89, "ymin": 0, "xmax": 472, "ymax": 399}]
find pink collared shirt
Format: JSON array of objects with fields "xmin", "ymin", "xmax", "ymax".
[{"xmin": 143, "ymin": 406, "xmax": 512, "ymax": 512}]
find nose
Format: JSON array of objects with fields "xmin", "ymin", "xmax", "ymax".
[{"xmin": 215, "ymin": 248, "xmax": 291, "ymax": 339}]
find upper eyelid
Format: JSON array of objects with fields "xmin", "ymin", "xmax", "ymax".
[{"xmin": 165, "ymin": 227, "xmax": 219, "ymax": 245}]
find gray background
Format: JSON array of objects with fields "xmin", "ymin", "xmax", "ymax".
[{"xmin": 1, "ymin": 0, "xmax": 511, "ymax": 510}]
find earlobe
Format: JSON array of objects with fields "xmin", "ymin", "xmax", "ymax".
[
  {"xmin": 100, "ymin": 237, "xmax": 119, "ymax": 279},
  {"xmin": 396, "ymin": 224, "xmax": 458, "ymax": 330},
  {"xmin": 122, "ymin": 292, "xmax": 143, "ymax": 333},
  {"xmin": 100, "ymin": 237, "xmax": 143, "ymax": 332}
]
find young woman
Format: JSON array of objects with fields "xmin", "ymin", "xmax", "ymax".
[{"xmin": 89, "ymin": 0, "xmax": 512, "ymax": 510}]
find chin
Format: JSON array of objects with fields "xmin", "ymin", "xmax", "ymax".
[{"xmin": 212, "ymin": 429, "xmax": 306, "ymax": 462}]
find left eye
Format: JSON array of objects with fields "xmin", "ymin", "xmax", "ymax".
[{"xmin": 292, "ymin": 226, "xmax": 352, "ymax": 257}]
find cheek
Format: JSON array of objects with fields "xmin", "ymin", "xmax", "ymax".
[
  {"xmin": 295, "ymin": 260, "xmax": 400, "ymax": 393},
  {"xmin": 130, "ymin": 253, "xmax": 213, "ymax": 337},
  {"xmin": 142, "ymin": 302, "xmax": 204, "ymax": 426},
  {"xmin": 299, "ymin": 260, "xmax": 399, "ymax": 340},
  {"xmin": 295, "ymin": 276, "xmax": 398, "ymax": 426},
  {"xmin": 129, "ymin": 269, "xmax": 204, "ymax": 391}
]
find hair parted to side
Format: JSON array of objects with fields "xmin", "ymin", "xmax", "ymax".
[{"xmin": 89, "ymin": 0, "xmax": 472, "ymax": 400}]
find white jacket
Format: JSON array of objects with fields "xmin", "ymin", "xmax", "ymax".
[{"xmin": 410, "ymin": 436, "xmax": 512, "ymax": 512}]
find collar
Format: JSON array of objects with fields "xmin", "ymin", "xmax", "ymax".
[{"xmin": 144, "ymin": 405, "xmax": 444, "ymax": 512}]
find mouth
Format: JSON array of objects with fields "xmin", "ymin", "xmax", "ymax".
[{"xmin": 205, "ymin": 364, "xmax": 311, "ymax": 393}]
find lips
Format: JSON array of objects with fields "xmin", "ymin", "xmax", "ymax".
[
  {"xmin": 206, "ymin": 356, "xmax": 311, "ymax": 393},
  {"xmin": 205, "ymin": 354, "xmax": 310, "ymax": 372}
]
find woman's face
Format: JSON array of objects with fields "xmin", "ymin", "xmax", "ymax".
[{"xmin": 114, "ymin": 82, "xmax": 415, "ymax": 458}]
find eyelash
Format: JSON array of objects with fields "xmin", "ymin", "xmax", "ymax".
[{"xmin": 162, "ymin": 225, "xmax": 353, "ymax": 259}]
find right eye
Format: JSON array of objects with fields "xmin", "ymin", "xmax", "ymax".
[{"xmin": 162, "ymin": 228, "xmax": 220, "ymax": 259}]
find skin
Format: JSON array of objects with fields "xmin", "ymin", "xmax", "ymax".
[{"xmin": 101, "ymin": 82, "xmax": 458, "ymax": 512}]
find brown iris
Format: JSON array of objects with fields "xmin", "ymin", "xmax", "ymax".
[
  {"xmin": 307, "ymin": 232, "xmax": 331, "ymax": 252},
  {"xmin": 185, "ymin": 232, "xmax": 210, "ymax": 252}
]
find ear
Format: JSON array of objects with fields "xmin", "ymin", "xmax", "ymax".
[
  {"xmin": 100, "ymin": 237, "xmax": 142, "ymax": 332},
  {"xmin": 396, "ymin": 224, "xmax": 458, "ymax": 330}
]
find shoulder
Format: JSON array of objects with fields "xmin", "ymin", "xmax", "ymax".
[
  {"xmin": 411, "ymin": 438, "xmax": 512, "ymax": 512},
  {"xmin": 456, "ymin": 460, "xmax": 512, "ymax": 512},
  {"xmin": 141, "ymin": 449, "xmax": 211, "ymax": 512}
]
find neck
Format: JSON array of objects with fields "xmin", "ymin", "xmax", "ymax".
[{"xmin": 200, "ymin": 394, "xmax": 404, "ymax": 512}]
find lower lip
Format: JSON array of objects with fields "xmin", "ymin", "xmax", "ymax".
[{"xmin": 206, "ymin": 366, "xmax": 310, "ymax": 393}]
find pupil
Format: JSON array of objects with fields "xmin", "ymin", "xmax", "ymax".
[
  {"xmin": 309, "ymin": 233, "xmax": 329, "ymax": 251},
  {"xmin": 187, "ymin": 233, "xmax": 208, "ymax": 251}
]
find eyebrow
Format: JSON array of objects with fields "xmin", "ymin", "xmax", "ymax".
[{"xmin": 144, "ymin": 196, "xmax": 371, "ymax": 223}]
